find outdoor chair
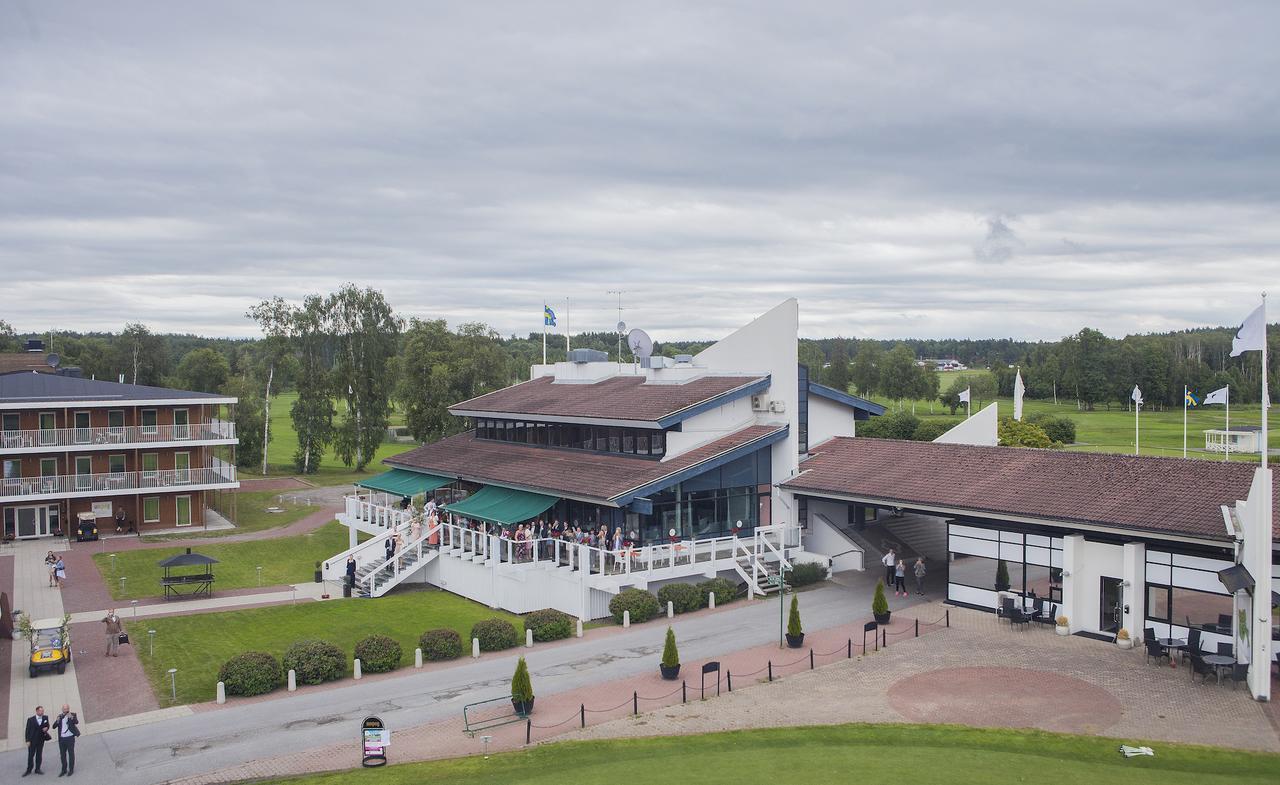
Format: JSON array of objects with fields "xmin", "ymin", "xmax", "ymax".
[
  {"xmin": 1033, "ymin": 603, "xmax": 1058, "ymax": 628},
  {"xmin": 1228, "ymin": 663, "xmax": 1249, "ymax": 690},
  {"xmin": 1186, "ymin": 629, "xmax": 1202, "ymax": 657},
  {"xmin": 1217, "ymin": 642, "xmax": 1233, "ymax": 657},
  {"xmin": 1188, "ymin": 653, "xmax": 1214, "ymax": 684},
  {"xmin": 998, "ymin": 596, "xmax": 1015, "ymax": 625},
  {"xmin": 1143, "ymin": 627, "xmax": 1156, "ymax": 644},
  {"xmin": 1144, "ymin": 640, "xmax": 1168, "ymax": 666},
  {"xmin": 1217, "ymin": 614, "xmax": 1232, "ymax": 631}
]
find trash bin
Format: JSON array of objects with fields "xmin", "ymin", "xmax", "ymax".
[{"xmin": 343, "ymin": 584, "xmax": 352, "ymax": 598}]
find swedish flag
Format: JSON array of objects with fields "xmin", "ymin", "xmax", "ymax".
[
  {"xmin": 1184, "ymin": 389, "xmax": 1198, "ymax": 407},
  {"xmin": 543, "ymin": 305, "xmax": 557, "ymax": 327}
]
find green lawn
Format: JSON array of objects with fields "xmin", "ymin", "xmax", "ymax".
[
  {"xmin": 146, "ymin": 489, "xmax": 321, "ymax": 541},
  {"xmin": 261, "ymin": 724, "xmax": 1280, "ymax": 785},
  {"xmin": 261, "ymin": 391, "xmax": 416, "ymax": 481},
  {"xmin": 93, "ymin": 520, "xmax": 349, "ymax": 600},
  {"xmin": 126, "ymin": 591, "xmax": 521, "ymax": 704}
]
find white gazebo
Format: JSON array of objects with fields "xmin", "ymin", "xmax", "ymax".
[{"xmin": 1204, "ymin": 426, "xmax": 1263, "ymax": 455}]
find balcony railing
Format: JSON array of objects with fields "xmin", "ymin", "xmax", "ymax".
[
  {"xmin": 0, "ymin": 420, "xmax": 235, "ymax": 450},
  {"xmin": 0, "ymin": 463, "xmax": 238, "ymax": 499}
]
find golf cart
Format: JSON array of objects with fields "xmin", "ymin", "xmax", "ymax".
[
  {"xmin": 28, "ymin": 618, "xmax": 71, "ymax": 677},
  {"xmin": 75, "ymin": 511, "xmax": 99, "ymax": 542}
]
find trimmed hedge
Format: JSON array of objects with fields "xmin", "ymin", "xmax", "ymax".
[
  {"xmin": 789, "ymin": 562, "xmax": 829, "ymax": 587},
  {"xmin": 354, "ymin": 634, "xmax": 402, "ymax": 673},
  {"xmin": 420, "ymin": 628, "xmax": 464, "ymax": 661},
  {"xmin": 218, "ymin": 651, "xmax": 282, "ymax": 697},
  {"xmin": 697, "ymin": 577, "xmax": 739, "ymax": 607},
  {"xmin": 282, "ymin": 639, "xmax": 346, "ymax": 685},
  {"xmin": 524, "ymin": 609, "xmax": 574, "ymax": 642},
  {"xmin": 471, "ymin": 618, "xmax": 520, "ymax": 651},
  {"xmin": 656, "ymin": 582, "xmax": 704, "ymax": 614},
  {"xmin": 609, "ymin": 588, "xmax": 660, "ymax": 625}
]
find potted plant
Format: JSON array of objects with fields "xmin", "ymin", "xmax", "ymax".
[
  {"xmin": 785, "ymin": 595, "xmax": 804, "ymax": 648},
  {"xmin": 313, "ymin": 561, "xmax": 323, "ymax": 583},
  {"xmin": 1055, "ymin": 615, "xmax": 1069, "ymax": 636},
  {"xmin": 994, "ymin": 559, "xmax": 1011, "ymax": 593},
  {"xmin": 511, "ymin": 656, "xmax": 535, "ymax": 716},
  {"xmin": 872, "ymin": 580, "xmax": 891, "ymax": 625},
  {"xmin": 1115, "ymin": 628, "xmax": 1132, "ymax": 649},
  {"xmin": 659, "ymin": 627, "xmax": 680, "ymax": 680}
]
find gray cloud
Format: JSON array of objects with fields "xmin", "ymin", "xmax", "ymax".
[{"xmin": 0, "ymin": 1, "xmax": 1278, "ymax": 343}]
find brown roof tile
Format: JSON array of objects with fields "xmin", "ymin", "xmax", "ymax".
[
  {"xmin": 387, "ymin": 424, "xmax": 784, "ymax": 502},
  {"xmin": 449, "ymin": 374, "xmax": 765, "ymax": 424},
  {"xmin": 0, "ymin": 354, "xmax": 54, "ymax": 374},
  {"xmin": 781, "ymin": 437, "xmax": 1279, "ymax": 542}
]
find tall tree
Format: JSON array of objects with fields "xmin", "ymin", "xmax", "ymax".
[
  {"xmin": 878, "ymin": 344, "xmax": 918, "ymax": 406},
  {"xmin": 850, "ymin": 340, "xmax": 882, "ymax": 397},
  {"xmin": 797, "ymin": 340, "xmax": 825, "ymax": 381},
  {"xmin": 0, "ymin": 319, "xmax": 17, "ymax": 352},
  {"xmin": 175, "ymin": 347, "xmax": 230, "ymax": 393},
  {"xmin": 291, "ymin": 295, "xmax": 334, "ymax": 474},
  {"xmin": 327, "ymin": 285, "xmax": 402, "ymax": 471},
  {"xmin": 222, "ymin": 375, "xmax": 265, "ymax": 470},
  {"xmin": 113, "ymin": 323, "xmax": 168, "ymax": 385},
  {"xmin": 246, "ymin": 297, "xmax": 298, "ymax": 476},
  {"xmin": 823, "ymin": 338, "xmax": 851, "ymax": 392}
]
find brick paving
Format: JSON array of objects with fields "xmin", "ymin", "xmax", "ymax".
[
  {"xmin": 69, "ymin": 619, "xmax": 159, "ymax": 722},
  {"xmin": 0, "ymin": 554, "xmax": 12, "ymax": 739}
]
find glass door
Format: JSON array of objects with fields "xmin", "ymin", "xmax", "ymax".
[
  {"xmin": 38, "ymin": 412, "xmax": 56, "ymax": 446},
  {"xmin": 173, "ymin": 409, "xmax": 190, "ymax": 440},
  {"xmin": 108, "ymin": 410, "xmax": 125, "ymax": 442},
  {"xmin": 175, "ymin": 452, "xmax": 190, "ymax": 483},
  {"xmin": 141, "ymin": 453, "xmax": 159, "ymax": 485},
  {"xmin": 1, "ymin": 412, "xmax": 20, "ymax": 448},
  {"xmin": 175, "ymin": 495, "xmax": 192, "ymax": 526},
  {"xmin": 15, "ymin": 506, "xmax": 48, "ymax": 538},
  {"xmin": 75, "ymin": 456, "xmax": 93, "ymax": 491},
  {"xmin": 1099, "ymin": 577, "xmax": 1123, "ymax": 634},
  {"xmin": 74, "ymin": 411, "xmax": 91, "ymax": 444}
]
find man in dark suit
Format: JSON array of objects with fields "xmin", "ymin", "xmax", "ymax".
[
  {"xmin": 54, "ymin": 704, "xmax": 78, "ymax": 777},
  {"xmin": 23, "ymin": 705, "xmax": 50, "ymax": 776}
]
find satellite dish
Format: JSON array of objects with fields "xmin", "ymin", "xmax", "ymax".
[
  {"xmin": 627, "ymin": 328, "xmax": 653, "ymax": 359},
  {"xmin": 46, "ymin": 353, "xmax": 61, "ymax": 369},
  {"xmin": 616, "ymin": 321, "xmax": 627, "ymax": 334}
]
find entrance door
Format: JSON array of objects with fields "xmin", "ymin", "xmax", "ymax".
[
  {"xmin": 173, "ymin": 409, "xmax": 189, "ymax": 440},
  {"xmin": 15, "ymin": 506, "xmax": 50, "ymax": 539},
  {"xmin": 38, "ymin": 413, "xmax": 56, "ymax": 446},
  {"xmin": 75, "ymin": 456, "xmax": 93, "ymax": 491},
  {"xmin": 175, "ymin": 495, "xmax": 192, "ymax": 527},
  {"xmin": 1099, "ymin": 577, "xmax": 1123, "ymax": 634},
  {"xmin": 74, "ymin": 411, "xmax": 91, "ymax": 444}
]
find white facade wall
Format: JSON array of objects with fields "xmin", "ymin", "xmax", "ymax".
[
  {"xmin": 804, "ymin": 498, "xmax": 864, "ymax": 572},
  {"xmin": 808, "ymin": 395, "xmax": 856, "ymax": 448},
  {"xmin": 665, "ymin": 395, "xmax": 756, "ymax": 458}
]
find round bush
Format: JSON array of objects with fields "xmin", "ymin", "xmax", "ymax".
[
  {"xmin": 420, "ymin": 628, "xmax": 464, "ymax": 661},
  {"xmin": 788, "ymin": 562, "xmax": 829, "ymax": 587},
  {"xmin": 282, "ymin": 639, "xmax": 346, "ymax": 685},
  {"xmin": 656, "ymin": 582, "xmax": 704, "ymax": 614},
  {"xmin": 608, "ymin": 588, "xmax": 660, "ymax": 625},
  {"xmin": 354, "ymin": 634, "xmax": 402, "ymax": 673},
  {"xmin": 697, "ymin": 577, "xmax": 739, "ymax": 607},
  {"xmin": 218, "ymin": 651, "xmax": 282, "ymax": 697},
  {"xmin": 524, "ymin": 609, "xmax": 574, "ymax": 642},
  {"xmin": 471, "ymin": 618, "xmax": 520, "ymax": 651}
]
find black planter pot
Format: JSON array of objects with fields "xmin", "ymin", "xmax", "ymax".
[
  {"xmin": 314, "ymin": 570, "xmax": 323, "ymax": 583},
  {"xmin": 785, "ymin": 633, "xmax": 805, "ymax": 649},
  {"xmin": 512, "ymin": 698, "xmax": 535, "ymax": 717},
  {"xmin": 873, "ymin": 611, "xmax": 891, "ymax": 625},
  {"xmin": 660, "ymin": 663, "xmax": 681, "ymax": 680}
]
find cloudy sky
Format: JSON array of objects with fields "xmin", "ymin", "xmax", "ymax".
[{"xmin": 2, "ymin": 1, "xmax": 1278, "ymax": 342}]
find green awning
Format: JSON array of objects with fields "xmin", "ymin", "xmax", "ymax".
[
  {"xmin": 444, "ymin": 485, "xmax": 558, "ymax": 527},
  {"xmin": 356, "ymin": 468, "xmax": 451, "ymax": 497}
]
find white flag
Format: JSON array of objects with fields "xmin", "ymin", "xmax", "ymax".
[
  {"xmin": 1202, "ymin": 386, "xmax": 1229, "ymax": 406},
  {"xmin": 1230, "ymin": 303, "xmax": 1265, "ymax": 357},
  {"xmin": 1013, "ymin": 370, "xmax": 1025, "ymax": 421},
  {"xmin": 958, "ymin": 387, "xmax": 971, "ymax": 404},
  {"xmin": 1131, "ymin": 385, "xmax": 1143, "ymax": 405}
]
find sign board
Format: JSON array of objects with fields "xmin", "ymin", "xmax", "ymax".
[
  {"xmin": 361, "ymin": 716, "xmax": 388, "ymax": 767},
  {"xmin": 91, "ymin": 501, "xmax": 113, "ymax": 519}
]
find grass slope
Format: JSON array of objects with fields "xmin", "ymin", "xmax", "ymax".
[
  {"xmin": 261, "ymin": 723, "xmax": 1280, "ymax": 785},
  {"xmin": 126, "ymin": 591, "xmax": 520, "ymax": 704},
  {"xmin": 261, "ymin": 391, "xmax": 416, "ymax": 482}
]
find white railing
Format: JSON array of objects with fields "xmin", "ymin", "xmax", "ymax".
[
  {"xmin": 0, "ymin": 463, "xmax": 237, "ymax": 499},
  {"xmin": 344, "ymin": 496, "xmax": 413, "ymax": 532},
  {"xmin": 0, "ymin": 420, "xmax": 235, "ymax": 451},
  {"xmin": 358, "ymin": 520, "xmax": 444, "ymax": 597}
]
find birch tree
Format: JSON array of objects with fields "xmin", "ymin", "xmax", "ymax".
[
  {"xmin": 246, "ymin": 297, "xmax": 297, "ymax": 475},
  {"xmin": 291, "ymin": 295, "xmax": 334, "ymax": 474},
  {"xmin": 327, "ymin": 285, "xmax": 402, "ymax": 471}
]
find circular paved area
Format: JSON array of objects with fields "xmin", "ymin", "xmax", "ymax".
[{"xmin": 886, "ymin": 666, "xmax": 1122, "ymax": 734}]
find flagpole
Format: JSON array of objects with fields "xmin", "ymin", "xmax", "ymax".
[
  {"xmin": 1224, "ymin": 387, "xmax": 1230, "ymax": 462},
  {"xmin": 542, "ymin": 303, "xmax": 547, "ymax": 366},
  {"xmin": 1135, "ymin": 395, "xmax": 1139, "ymax": 456},
  {"xmin": 1183, "ymin": 385, "xmax": 1188, "ymax": 459},
  {"xmin": 565, "ymin": 297, "xmax": 571, "ymax": 354},
  {"xmin": 1261, "ymin": 292, "xmax": 1268, "ymax": 469}
]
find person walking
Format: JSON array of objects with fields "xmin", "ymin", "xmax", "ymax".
[
  {"xmin": 345, "ymin": 556, "xmax": 356, "ymax": 591},
  {"xmin": 54, "ymin": 704, "xmax": 78, "ymax": 776},
  {"xmin": 114, "ymin": 507, "xmax": 127, "ymax": 534},
  {"xmin": 23, "ymin": 705, "xmax": 50, "ymax": 776},
  {"xmin": 383, "ymin": 533, "xmax": 395, "ymax": 564},
  {"xmin": 101, "ymin": 609, "xmax": 123, "ymax": 657},
  {"xmin": 54, "ymin": 557, "xmax": 66, "ymax": 589},
  {"xmin": 894, "ymin": 559, "xmax": 907, "ymax": 597},
  {"xmin": 881, "ymin": 548, "xmax": 896, "ymax": 588},
  {"xmin": 913, "ymin": 557, "xmax": 927, "ymax": 596},
  {"xmin": 45, "ymin": 552, "xmax": 57, "ymax": 587}
]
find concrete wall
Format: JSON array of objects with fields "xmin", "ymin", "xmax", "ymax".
[
  {"xmin": 665, "ymin": 395, "xmax": 756, "ymax": 458},
  {"xmin": 803, "ymin": 498, "xmax": 864, "ymax": 572},
  {"xmin": 808, "ymin": 394, "xmax": 856, "ymax": 449}
]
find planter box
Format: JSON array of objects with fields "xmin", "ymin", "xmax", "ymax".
[
  {"xmin": 660, "ymin": 663, "xmax": 681, "ymax": 680},
  {"xmin": 1055, "ymin": 625, "xmax": 1070, "ymax": 636}
]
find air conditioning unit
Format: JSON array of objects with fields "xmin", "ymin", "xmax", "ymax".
[
  {"xmin": 769, "ymin": 400, "xmax": 787, "ymax": 414},
  {"xmin": 751, "ymin": 394, "xmax": 769, "ymax": 412}
]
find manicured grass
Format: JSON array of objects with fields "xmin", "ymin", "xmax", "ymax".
[
  {"xmin": 93, "ymin": 521, "xmax": 349, "ymax": 600},
  {"xmin": 126, "ymin": 591, "xmax": 521, "ymax": 704},
  {"xmin": 262, "ymin": 392, "xmax": 416, "ymax": 480},
  {"xmin": 146, "ymin": 489, "xmax": 321, "ymax": 541},
  {"xmin": 261, "ymin": 723, "xmax": 1280, "ymax": 785}
]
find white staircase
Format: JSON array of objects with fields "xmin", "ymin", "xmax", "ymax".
[{"xmin": 733, "ymin": 527, "xmax": 792, "ymax": 597}]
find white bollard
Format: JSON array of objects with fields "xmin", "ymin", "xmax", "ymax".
[
  {"xmin": 287, "ymin": 669, "xmax": 297, "ymax": 692},
  {"xmin": 354, "ymin": 658, "xmax": 363, "ymax": 680},
  {"xmin": 667, "ymin": 600, "xmax": 674, "ymax": 619},
  {"xmin": 576, "ymin": 618, "xmax": 584, "ymax": 638},
  {"xmin": 526, "ymin": 629, "xmax": 534, "ymax": 648},
  {"xmin": 215, "ymin": 681, "xmax": 226, "ymax": 705},
  {"xmin": 415, "ymin": 648, "xmax": 424, "ymax": 668},
  {"xmin": 472, "ymin": 637, "xmax": 481, "ymax": 658},
  {"xmin": 623, "ymin": 610, "xmax": 631, "ymax": 628},
  {"xmin": 708, "ymin": 592, "xmax": 716, "ymax": 610}
]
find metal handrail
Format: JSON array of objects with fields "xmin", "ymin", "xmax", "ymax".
[{"xmin": 0, "ymin": 420, "xmax": 235, "ymax": 450}]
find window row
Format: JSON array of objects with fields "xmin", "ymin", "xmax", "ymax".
[
  {"xmin": 1, "ymin": 408, "xmax": 185, "ymax": 431},
  {"xmin": 3, "ymin": 453, "xmax": 193, "ymax": 478},
  {"xmin": 474, "ymin": 419, "xmax": 667, "ymax": 457},
  {"xmin": 1145, "ymin": 584, "xmax": 1234, "ymax": 634}
]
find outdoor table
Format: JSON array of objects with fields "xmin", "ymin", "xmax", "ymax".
[
  {"xmin": 1157, "ymin": 638, "xmax": 1186, "ymax": 668},
  {"xmin": 1202, "ymin": 654, "xmax": 1234, "ymax": 685}
]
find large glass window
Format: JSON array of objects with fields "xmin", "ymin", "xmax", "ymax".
[
  {"xmin": 1146, "ymin": 584, "xmax": 1234, "ymax": 634},
  {"xmin": 474, "ymin": 418, "xmax": 668, "ymax": 458},
  {"xmin": 143, "ymin": 497, "xmax": 160, "ymax": 523},
  {"xmin": 797, "ymin": 363, "xmax": 809, "ymax": 453}
]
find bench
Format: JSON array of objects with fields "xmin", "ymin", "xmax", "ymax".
[
  {"xmin": 462, "ymin": 695, "xmax": 527, "ymax": 736},
  {"xmin": 160, "ymin": 572, "xmax": 215, "ymax": 600}
]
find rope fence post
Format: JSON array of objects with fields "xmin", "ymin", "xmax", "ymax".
[
  {"xmin": 847, "ymin": 638, "xmax": 852, "ymax": 659},
  {"xmin": 633, "ymin": 691, "xmax": 638, "ymax": 716},
  {"xmin": 882, "ymin": 627, "xmax": 887, "ymax": 649},
  {"xmin": 580, "ymin": 704, "xmax": 585, "ymax": 728},
  {"xmin": 727, "ymin": 670, "xmax": 733, "ymax": 692},
  {"xmin": 915, "ymin": 618, "xmax": 920, "ymax": 638},
  {"xmin": 682, "ymin": 680, "xmax": 687, "ymax": 704},
  {"xmin": 809, "ymin": 649, "xmax": 814, "ymax": 670},
  {"xmin": 526, "ymin": 719, "xmax": 532, "ymax": 745},
  {"xmin": 767, "ymin": 660, "xmax": 773, "ymax": 682},
  {"xmin": 946, "ymin": 608, "xmax": 950, "ymax": 627}
]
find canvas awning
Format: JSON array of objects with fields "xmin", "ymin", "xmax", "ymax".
[
  {"xmin": 356, "ymin": 468, "xmax": 451, "ymax": 497},
  {"xmin": 444, "ymin": 485, "xmax": 558, "ymax": 527}
]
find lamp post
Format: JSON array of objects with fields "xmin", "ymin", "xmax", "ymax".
[
  {"xmin": 167, "ymin": 668, "xmax": 178, "ymax": 702},
  {"xmin": 256, "ymin": 566, "xmax": 263, "ymax": 587},
  {"xmin": 148, "ymin": 629, "xmax": 157, "ymax": 656},
  {"xmin": 119, "ymin": 576, "xmax": 127, "ymax": 596}
]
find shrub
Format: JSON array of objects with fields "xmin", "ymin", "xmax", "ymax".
[
  {"xmin": 787, "ymin": 595, "xmax": 803, "ymax": 637},
  {"xmin": 609, "ymin": 588, "xmax": 661, "ymax": 625},
  {"xmin": 511, "ymin": 656, "xmax": 534, "ymax": 702},
  {"xmin": 354, "ymin": 634, "xmax": 402, "ymax": 673},
  {"xmin": 995, "ymin": 559, "xmax": 1011, "ymax": 591},
  {"xmin": 871, "ymin": 580, "xmax": 889, "ymax": 616},
  {"xmin": 657, "ymin": 582, "xmax": 704, "ymax": 614},
  {"xmin": 282, "ymin": 639, "xmax": 345, "ymax": 685},
  {"xmin": 471, "ymin": 618, "xmax": 520, "ymax": 651},
  {"xmin": 524, "ymin": 609, "xmax": 574, "ymax": 642},
  {"xmin": 911, "ymin": 419, "xmax": 958, "ymax": 442},
  {"xmin": 788, "ymin": 562, "xmax": 828, "ymax": 587},
  {"xmin": 419, "ymin": 628, "xmax": 464, "ymax": 661},
  {"xmin": 697, "ymin": 577, "xmax": 739, "ymax": 607},
  {"xmin": 997, "ymin": 418, "xmax": 1053, "ymax": 449},
  {"xmin": 661, "ymin": 627, "xmax": 679, "ymax": 668},
  {"xmin": 1026, "ymin": 413, "xmax": 1077, "ymax": 444},
  {"xmin": 218, "ymin": 651, "xmax": 282, "ymax": 697},
  {"xmin": 858, "ymin": 410, "xmax": 920, "ymax": 440}
]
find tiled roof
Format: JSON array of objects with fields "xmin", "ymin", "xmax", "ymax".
[
  {"xmin": 781, "ymin": 437, "xmax": 1279, "ymax": 542},
  {"xmin": 387, "ymin": 424, "xmax": 785, "ymax": 502},
  {"xmin": 449, "ymin": 374, "xmax": 766, "ymax": 425},
  {"xmin": 0, "ymin": 371, "xmax": 233, "ymax": 404},
  {"xmin": 0, "ymin": 354, "xmax": 54, "ymax": 375}
]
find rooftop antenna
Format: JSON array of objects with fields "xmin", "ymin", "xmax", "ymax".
[{"xmin": 607, "ymin": 290, "xmax": 625, "ymax": 362}]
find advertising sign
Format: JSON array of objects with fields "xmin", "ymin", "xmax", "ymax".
[{"xmin": 361, "ymin": 716, "xmax": 389, "ymax": 767}]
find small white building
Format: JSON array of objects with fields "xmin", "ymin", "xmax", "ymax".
[{"xmin": 1204, "ymin": 426, "xmax": 1263, "ymax": 455}]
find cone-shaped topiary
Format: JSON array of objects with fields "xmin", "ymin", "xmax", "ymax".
[
  {"xmin": 787, "ymin": 595, "xmax": 803, "ymax": 637},
  {"xmin": 661, "ymin": 627, "xmax": 680, "ymax": 668},
  {"xmin": 511, "ymin": 656, "xmax": 534, "ymax": 703},
  {"xmin": 995, "ymin": 559, "xmax": 1010, "ymax": 592},
  {"xmin": 872, "ymin": 580, "xmax": 889, "ymax": 616}
]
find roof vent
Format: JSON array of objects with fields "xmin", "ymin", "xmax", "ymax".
[
  {"xmin": 568, "ymin": 348, "xmax": 608, "ymax": 364},
  {"xmin": 25, "ymin": 339, "xmax": 44, "ymax": 353},
  {"xmin": 674, "ymin": 354, "xmax": 693, "ymax": 364}
]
